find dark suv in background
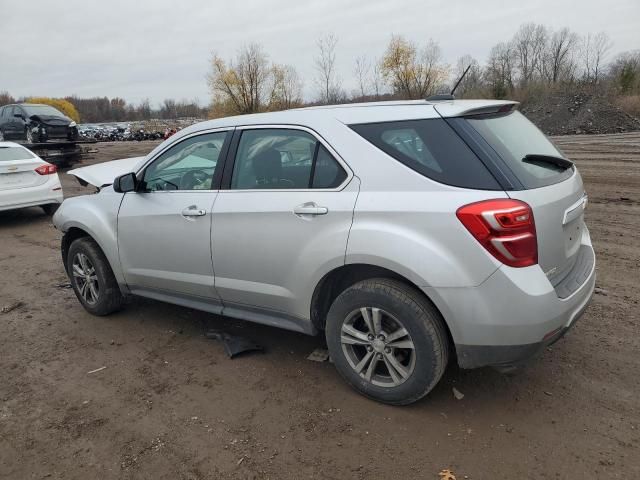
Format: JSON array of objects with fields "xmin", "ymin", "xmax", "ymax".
[{"xmin": 0, "ymin": 103, "xmax": 78, "ymax": 143}]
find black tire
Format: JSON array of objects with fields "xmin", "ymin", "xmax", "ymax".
[
  {"xmin": 325, "ymin": 278, "xmax": 449, "ymax": 405},
  {"xmin": 66, "ymin": 237, "xmax": 124, "ymax": 316},
  {"xmin": 41, "ymin": 203, "xmax": 59, "ymax": 215}
]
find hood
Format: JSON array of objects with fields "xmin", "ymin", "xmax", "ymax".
[{"xmin": 68, "ymin": 156, "xmax": 146, "ymax": 188}]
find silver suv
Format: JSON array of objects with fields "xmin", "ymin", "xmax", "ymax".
[{"xmin": 53, "ymin": 100, "xmax": 595, "ymax": 405}]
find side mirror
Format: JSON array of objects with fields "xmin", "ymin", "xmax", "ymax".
[
  {"xmin": 14, "ymin": 113, "xmax": 24, "ymax": 119},
  {"xmin": 113, "ymin": 172, "xmax": 138, "ymax": 193}
]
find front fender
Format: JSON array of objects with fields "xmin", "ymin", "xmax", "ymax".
[{"xmin": 54, "ymin": 188, "xmax": 126, "ymax": 288}]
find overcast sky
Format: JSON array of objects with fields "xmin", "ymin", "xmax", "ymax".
[{"xmin": 1, "ymin": 0, "xmax": 638, "ymax": 107}]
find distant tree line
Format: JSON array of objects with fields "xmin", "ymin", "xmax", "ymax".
[
  {"xmin": 2, "ymin": 22, "xmax": 639, "ymax": 122},
  {"xmin": 0, "ymin": 93, "xmax": 207, "ymax": 123},
  {"xmin": 208, "ymin": 23, "xmax": 640, "ymax": 117}
]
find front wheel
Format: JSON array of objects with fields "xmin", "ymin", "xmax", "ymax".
[
  {"xmin": 67, "ymin": 237, "xmax": 124, "ymax": 316},
  {"xmin": 325, "ymin": 278, "xmax": 450, "ymax": 405}
]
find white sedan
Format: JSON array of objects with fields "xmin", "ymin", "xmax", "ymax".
[{"xmin": 0, "ymin": 141, "xmax": 63, "ymax": 214}]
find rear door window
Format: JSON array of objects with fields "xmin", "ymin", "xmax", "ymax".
[
  {"xmin": 464, "ymin": 111, "xmax": 574, "ymax": 189},
  {"xmin": 230, "ymin": 129, "xmax": 348, "ymax": 190},
  {"xmin": 349, "ymin": 119, "xmax": 500, "ymax": 190}
]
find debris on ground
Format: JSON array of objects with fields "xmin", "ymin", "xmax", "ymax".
[
  {"xmin": 439, "ymin": 469, "xmax": 457, "ymax": 480},
  {"xmin": 205, "ymin": 330, "xmax": 263, "ymax": 358},
  {"xmin": 1, "ymin": 301, "xmax": 24, "ymax": 314},
  {"xmin": 521, "ymin": 90, "xmax": 640, "ymax": 135},
  {"xmin": 594, "ymin": 287, "xmax": 609, "ymax": 296},
  {"xmin": 307, "ymin": 348, "xmax": 330, "ymax": 362},
  {"xmin": 452, "ymin": 387, "xmax": 465, "ymax": 400},
  {"xmin": 55, "ymin": 282, "xmax": 73, "ymax": 289},
  {"xmin": 87, "ymin": 366, "xmax": 107, "ymax": 374}
]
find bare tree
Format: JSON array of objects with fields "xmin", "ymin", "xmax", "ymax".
[
  {"xmin": 314, "ymin": 33, "xmax": 343, "ymax": 104},
  {"xmin": 0, "ymin": 91, "xmax": 15, "ymax": 107},
  {"xmin": 485, "ymin": 42, "xmax": 516, "ymax": 98},
  {"xmin": 609, "ymin": 50, "xmax": 640, "ymax": 93},
  {"xmin": 582, "ymin": 32, "xmax": 613, "ymax": 84},
  {"xmin": 269, "ymin": 64, "xmax": 303, "ymax": 111},
  {"xmin": 541, "ymin": 27, "xmax": 579, "ymax": 84},
  {"xmin": 371, "ymin": 60, "xmax": 385, "ymax": 98},
  {"xmin": 208, "ymin": 43, "xmax": 271, "ymax": 114},
  {"xmin": 381, "ymin": 35, "xmax": 448, "ymax": 99},
  {"xmin": 354, "ymin": 55, "xmax": 372, "ymax": 97},
  {"xmin": 512, "ymin": 23, "xmax": 547, "ymax": 86}
]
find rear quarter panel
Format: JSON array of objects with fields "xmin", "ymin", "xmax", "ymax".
[{"xmin": 346, "ymin": 189, "xmax": 506, "ymax": 288}]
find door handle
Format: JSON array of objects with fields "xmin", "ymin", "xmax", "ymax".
[
  {"xmin": 181, "ymin": 206, "xmax": 207, "ymax": 217},
  {"xmin": 293, "ymin": 203, "xmax": 328, "ymax": 216}
]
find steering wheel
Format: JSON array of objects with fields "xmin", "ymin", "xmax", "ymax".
[{"xmin": 180, "ymin": 170, "xmax": 210, "ymax": 190}]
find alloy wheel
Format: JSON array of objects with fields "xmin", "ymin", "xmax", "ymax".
[
  {"xmin": 340, "ymin": 307, "xmax": 416, "ymax": 387},
  {"xmin": 72, "ymin": 253, "xmax": 99, "ymax": 305}
]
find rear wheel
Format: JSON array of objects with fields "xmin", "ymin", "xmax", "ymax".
[
  {"xmin": 326, "ymin": 278, "xmax": 449, "ymax": 405},
  {"xmin": 67, "ymin": 237, "xmax": 124, "ymax": 316}
]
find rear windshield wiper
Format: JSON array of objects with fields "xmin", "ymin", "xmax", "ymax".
[{"xmin": 522, "ymin": 154, "xmax": 573, "ymax": 170}]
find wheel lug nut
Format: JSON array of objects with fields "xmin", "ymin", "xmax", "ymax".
[
  {"xmin": 367, "ymin": 334, "xmax": 374, "ymax": 341},
  {"xmin": 378, "ymin": 335, "xmax": 385, "ymax": 341},
  {"xmin": 384, "ymin": 347, "xmax": 391, "ymax": 354},
  {"xmin": 367, "ymin": 345, "xmax": 373, "ymax": 352},
  {"xmin": 377, "ymin": 353, "xmax": 383, "ymax": 359}
]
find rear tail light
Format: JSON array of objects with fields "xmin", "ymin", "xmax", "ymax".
[
  {"xmin": 456, "ymin": 199, "xmax": 537, "ymax": 268},
  {"xmin": 35, "ymin": 164, "xmax": 57, "ymax": 175}
]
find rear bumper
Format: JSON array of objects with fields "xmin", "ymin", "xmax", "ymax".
[
  {"xmin": 0, "ymin": 176, "xmax": 63, "ymax": 212},
  {"xmin": 425, "ymin": 230, "xmax": 596, "ymax": 369},
  {"xmin": 454, "ymin": 287, "xmax": 591, "ymax": 371}
]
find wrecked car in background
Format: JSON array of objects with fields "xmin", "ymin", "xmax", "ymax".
[{"xmin": 0, "ymin": 103, "xmax": 79, "ymax": 143}]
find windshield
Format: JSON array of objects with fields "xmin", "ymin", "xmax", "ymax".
[
  {"xmin": 0, "ymin": 147, "xmax": 36, "ymax": 161},
  {"xmin": 466, "ymin": 111, "xmax": 574, "ymax": 189},
  {"xmin": 22, "ymin": 105, "xmax": 66, "ymax": 117}
]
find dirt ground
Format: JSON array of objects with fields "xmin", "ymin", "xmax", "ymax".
[{"xmin": 1, "ymin": 134, "xmax": 639, "ymax": 480}]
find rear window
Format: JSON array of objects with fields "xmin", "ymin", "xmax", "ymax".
[
  {"xmin": 0, "ymin": 147, "xmax": 35, "ymax": 161},
  {"xmin": 465, "ymin": 111, "xmax": 574, "ymax": 189},
  {"xmin": 349, "ymin": 118, "xmax": 500, "ymax": 190}
]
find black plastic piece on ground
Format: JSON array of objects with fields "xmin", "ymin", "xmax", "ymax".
[{"xmin": 205, "ymin": 330, "xmax": 264, "ymax": 358}]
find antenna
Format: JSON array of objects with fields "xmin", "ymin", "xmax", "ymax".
[
  {"xmin": 426, "ymin": 64, "xmax": 472, "ymax": 101},
  {"xmin": 450, "ymin": 64, "xmax": 471, "ymax": 96}
]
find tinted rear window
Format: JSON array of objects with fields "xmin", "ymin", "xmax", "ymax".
[
  {"xmin": 465, "ymin": 111, "xmax": 574, "ymax": 189},
  {"xmin": 349, "ymin": 118, "xmax": 500, "ymax": 190},
  {"xmin": 0, "ymin": 147, "xmax": 35, "ymax": 161}
]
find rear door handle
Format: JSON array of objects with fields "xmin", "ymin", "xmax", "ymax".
[
  {"xmin": 182, "ymin": 206, "xmax": 207, "ymax": 217},
  {"xmin": 293, "ymin": 203, "xmax": 328, "ymax": 216}
]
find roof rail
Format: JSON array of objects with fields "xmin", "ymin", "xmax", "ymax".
[{"xmin": 426, "ymin": 94, "xmax": 455, "ymax": 101}]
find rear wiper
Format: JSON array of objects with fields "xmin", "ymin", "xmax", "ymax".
[{"xmin": 522, "ymin": 154, "xmax": 573, "ymax": 170}]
